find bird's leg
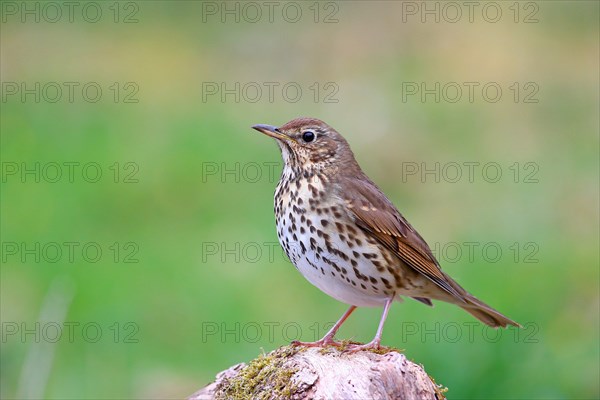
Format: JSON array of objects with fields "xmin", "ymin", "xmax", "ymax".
[
  {"xmin": 292, "ymin": 305, "xmax": 357, "ymax": 347},
  {"xmin": 347, "ymin": 297, "xmax": 394, "ymax": 351}
]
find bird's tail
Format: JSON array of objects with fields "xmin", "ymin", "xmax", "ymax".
[
  {"xmin": 424, "ymin": 269, "xmax": 520, "ymax": 328},
  {"xmin": 459, "ymin": 294, "xmax": 520, "ymax": 328}
]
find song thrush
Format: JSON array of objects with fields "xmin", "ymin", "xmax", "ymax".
[{"xmin": 252, "ymin": 117, "xmax": 519, "ymax": 350}]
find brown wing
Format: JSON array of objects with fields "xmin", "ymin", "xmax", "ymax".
[{"xmin": 339, "ymin": 175, "xmax": 465, "ymax": 301}]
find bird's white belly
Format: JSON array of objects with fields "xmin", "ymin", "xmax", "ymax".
[
  {"xmin": 297, "ymin": 258, "xmax": 388, "ymax": 307},
  {"xmin": 282, "ymin": 228, "xmax": 392, "ymax": 307},
  {"xmin": 275, "ymin": 170, "xmax": 398, "ymax": 307}
]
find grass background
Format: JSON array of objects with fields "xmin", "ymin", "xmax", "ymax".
[{"xmin": 1, "ymin": 1, "xmax": 598, "ymax": 399}]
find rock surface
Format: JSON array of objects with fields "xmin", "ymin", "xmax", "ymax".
[{"xmin": 190, "ymin": 345, "xmax": 446, "ymax": 400}]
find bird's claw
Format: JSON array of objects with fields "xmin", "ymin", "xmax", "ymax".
[
  {"xmin": 344, "ymin": 339, "xmax": 382, "ymax": 352},
  {"xmin": 291, "ymin": 337, "xmax": 342, "ymax": 348}
]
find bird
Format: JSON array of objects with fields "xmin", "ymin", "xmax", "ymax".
[{"xmin": 252, "ymin": 117, "xmax": 519, "ymax": 350}]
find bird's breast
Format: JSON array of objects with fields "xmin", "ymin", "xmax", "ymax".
[{"xmin": 273, "ymin": 174, "xmax": 409, "ymax": 306}]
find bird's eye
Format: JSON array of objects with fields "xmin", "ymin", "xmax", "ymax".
[{"xmin": 302, "ymin": 131, "xmax": 316, "ymax": 143}]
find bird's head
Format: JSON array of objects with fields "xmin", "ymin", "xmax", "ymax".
[{"xmin": 252, "ymin": 117, "xmax": 356, "ymax": 175}]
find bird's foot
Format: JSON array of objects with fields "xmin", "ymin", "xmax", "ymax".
[
  {"xmin": 291, "ymin": 336, "xmax": 342, "ymax": 348},
  {"xmin": 345, "ymin": 338, "xmax": 382, "ymax": 353}
]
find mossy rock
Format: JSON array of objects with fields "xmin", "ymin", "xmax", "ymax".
[
  {"xmin": 216, "ymin": 346, "xmax": 305, "ymax": 400},
  {"xmin": 192, "ymin": 345, "xmax": 445, "ymax": 400}
]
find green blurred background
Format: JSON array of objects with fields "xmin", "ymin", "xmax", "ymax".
[{"xmin": 1, "ymin": 1, "xmax": 598, "ymax": 399}]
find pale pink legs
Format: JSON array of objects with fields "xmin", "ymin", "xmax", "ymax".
[
  {"xmin": 292, "ymin": 305, "xmax": 357, "ymax": 347},
  {"xmin": 348, "ymin": 297, "xmax": 394, "ymax": 351},
  {"xmin": 292, "ymin": 296, "xmax": 395, "ymax": 350}
]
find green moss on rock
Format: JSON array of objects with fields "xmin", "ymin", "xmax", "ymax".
[{"xmin": 216, "ymin": 346, "xmax": 304, "ymax": 400}]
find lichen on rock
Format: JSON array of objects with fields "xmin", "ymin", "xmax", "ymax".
[
  {"xmin": 215, "ymin": 346, "xmax": 304, "ymax": 400},
  {"xmin": 191, "ymin": 345, "xmax": 445, "ymax": 400}
]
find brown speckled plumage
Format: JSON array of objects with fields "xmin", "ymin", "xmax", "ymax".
[{"xmin": 252, "ymin": 118, "xmax": 519, "ymax": 350}]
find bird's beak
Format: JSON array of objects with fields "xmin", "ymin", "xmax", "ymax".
[{"xmin": 252, "ymin": 124, "xmax": 291, "ymax": 142}]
